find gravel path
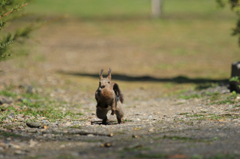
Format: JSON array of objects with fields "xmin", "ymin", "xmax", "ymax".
[{"xmin": 0, "ymin": 74, "xmax": 239, "ymax": 159}]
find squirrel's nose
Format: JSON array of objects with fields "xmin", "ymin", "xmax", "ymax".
[{"xmin": 101, "ymin": 85, "xmax": 105, "ymax": 89}]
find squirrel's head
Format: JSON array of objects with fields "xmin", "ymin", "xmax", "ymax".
[{"xmin": 98, "ymin": 68, "xmax": 111, "ymax": 89}]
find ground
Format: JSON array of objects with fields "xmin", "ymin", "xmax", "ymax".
[{"xmin": 0, "ymin": 0, "xmax": 240, "ymax": 158}]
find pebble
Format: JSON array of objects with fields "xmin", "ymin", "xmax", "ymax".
[
  {"xmin": 0, "ymin": 96, "xmax": 12, "ymax": 104},
  {"xmin": 101, "ymin": 142, "xmax": 112, "ymax": 147},
  {"xmin": 29, "ymin": 139, "xmax": 38, "ymax": 147},
  {"xmin": 87, "ymin": 134, "xmax": 94, "ymax": 137},
  {"xmin": 27, "ymin": 129, "xmax": 38, "ymax": 133},
  {"xmin": 65, "ymin": 122, "xmax": 72, "ymax": 127},
  {"xmin": 26, "ymin": 122, "xmax": 41, "ymax": 128},
  {"xmin": 148, "ymin": 127, "xmax": 155, "ymax": 132},
  {"xmin": 10, "ymin": 144, "xmax": 22, "ymax": 149},
  {"xmin": 14, "ymin": 150, "xmax": 25, "ymax": 155},
  {"xmin": 0, "ymin": 142, "xmax": 6, "ymax": 149}
]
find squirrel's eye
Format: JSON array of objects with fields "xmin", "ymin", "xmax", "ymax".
[{"xmin": 108, "ymin": 81, "xmax": 110, "ymax": 84}]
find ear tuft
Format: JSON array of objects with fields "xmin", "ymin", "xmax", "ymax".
[
  {"xmin": 107, "ymin": 68, "xmax": 111, "ymax": 80},
  {"xmin": 99, "ymin": 69, "xmax": 103, "ymax": 79}
]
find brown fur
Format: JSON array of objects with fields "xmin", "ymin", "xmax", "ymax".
[{"xmin": 95, "ymin": 68, "xmax": 124, "ymax": 124}]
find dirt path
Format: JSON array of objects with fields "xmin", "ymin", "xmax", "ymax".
[{"xmin": 0, "ymin": 20, "xmax": 240, "ymax": 159}]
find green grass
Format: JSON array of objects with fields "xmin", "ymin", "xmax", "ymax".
[
  {"xmin": 0, "ymin": 90, "xmax": 17, "ymax": 98},
  {"xmin": 27, "ymin": 0, "xmax": 151, "ymax": 18},
  {"xmin": 0, "ymin": 86, "xmax": 83, "ymax": 122},
  {"xmin": 0, "ymin": 131, "xmax": 22, "ymax": 138},
  {"xmin": 210, "ymin": 92, "xmax": 237, "ymax": 105},
  {"xmin": 179, "ymin": 94, "xmax": 202, "ymax": 100},
  {"xmin": 186, "ymin": 114, "xmax": 206, "ymax": 118},
  {"xmin": 179, "ymin": 112, "xmax": 190, "ymax": 115},
  {"xmin": 27, "ymin": 0, "xmax": 233, "ymax": 19}
]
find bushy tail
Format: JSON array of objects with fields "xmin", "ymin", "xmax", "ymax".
[{"xmin": 113, "ymin": 83, "xmax": 124, "ymax": 103}]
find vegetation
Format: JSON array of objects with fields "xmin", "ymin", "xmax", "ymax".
[
  {"xmin": 217, "ymin": 0, "xmax": 240, "ymax": 46},
  {"xmin": 0, "ymin": 85, "xmax": 82, "ymax": 122},
  {"xmin": 0, "ymin": 0, "xmax": 49, "ymax": 61}
]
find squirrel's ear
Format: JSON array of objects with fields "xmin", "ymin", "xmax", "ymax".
[
  {"xmin": 99, "ymin": 69, "xmax": 103, "ymax": 79},
  {"xmin": 107, "ymin": 68, "xmax": 111, "ymax": 80}
]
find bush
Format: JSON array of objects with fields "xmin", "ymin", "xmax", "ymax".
[
  {"xmin": 216, "ymin": 0, "xmax": 240, "ymax": 46},
  {"xmin": 0, "ymin": 0, "xmax": 43, "ymax": 60}
]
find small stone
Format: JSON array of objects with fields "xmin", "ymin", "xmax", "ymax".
[
  {"xmin": 235, "ymin": 96, "xmax": 240, "ymax": 101},
  {"xmin": 148, "ymin": 127, "xmax": 155, "ymax": 132},
  {"xmin": 0, "ymin": 96, "xmax": 12, "ymax": 104},
  {"xmin": 132, "ymin": 135, "xmax": 138, "ymax": 138},
  {"xmin": 26, "ymin": 121, "xmax": 41, "ymax": 128},
  {"xmin": 27, "ymin": 129, "xmax": 38, "ymax": 133},
  {"xmin": 0, "ymin": 142, "xmax": 6, "ymax": 149},
  {"xmin": 14, "ymin": 150, "xmax": 25, "ymax": 155},
  {"xmin": 101, "ymin": 142, "xmax": 112, "ymax": 147},
  {"xmin": 18, "ymin": 126, "xmax": 24, "ymax": 129},
  {"xmin": 135, "ymin": 118, "xmax": 141, "ymax": 121},
  {"xmin": 65, "ymin": 122, "xmax": 72, "ymax": 127},
  {"xmin": 84, "ymin": 122, "xmax": 91, "ymax": 126},
  {"xmin": 10, "ymin": 144, "xmax": 22, "ymax": 149},
  {"xmin": 17, "ymin": 117, "xmax": 25, "ymax": 122},
  {"xmin": 9, "ymin": 112, "xmax": 15, "ymax": 118},
  {"xmin": 87, "ymin": 134, "xmax": 94, "ymax": 137},
  {"xmin": 29, "ymin": 139, "xmax": 38, "ymax": 147}
]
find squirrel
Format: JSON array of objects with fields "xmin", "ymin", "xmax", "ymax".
[{"xmin": 95, "ymin": 68, "xmax": 124, "ymax": 124}]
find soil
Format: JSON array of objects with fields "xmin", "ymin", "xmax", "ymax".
[{"xmin": 0, "ymin": 20, "xmax": 239, "ymax": 159}]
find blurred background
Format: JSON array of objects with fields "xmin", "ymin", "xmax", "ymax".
[{"xmin": 1, "ymin": 0, "xmax": 239, "ymax": 96}]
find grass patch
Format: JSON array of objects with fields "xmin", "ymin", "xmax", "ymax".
[
  {"xmin": 179, "ymin": 112, "xmax": 190, "ymax": 115},
  {"xmin": 233, "ymin": 104, "xmax": 240, "ymax": 108},
  {"xmin": 211, "ymin": 100, "xmax": 235, "ymax": 105},
  {"xmin": 0, "ymin": 90, "xmax": 17, "ymax": 98},
  {"xmin": 0, "ymin": 97, "xmax": 83, "ymax": 122},
  {"xmin": 209, "ymin": 91, "xmax": 237, "ymax": 105},
  {"xmin": 195, "ymin": 83, "xmax": 219, "ymax": 90},
  {"xmin": 206, "ymin": 92, "xmax": 220, "ymax": 101},
  {"xmin": 68, "ymin": 125, "xmax": 82, "ymax": 129},
  {"xmin": 179, "ymin": 92, "xmax": 220, "ymax": 100},
  {"xmin": 123, "ymin": 119, "xmax": 133, "ymax": 122},
  {"xmin": 0, "ymin": 131, "xmax": 21, "ymax": 138},
  {"xmin": 186, "ymin": 114, "xmax": 206, "ymax": 118}
]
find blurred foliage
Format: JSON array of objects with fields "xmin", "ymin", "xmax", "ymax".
[
  {"xmin": 217, "ymin": 0, "xmax": 240, "ymax": 46},
  {"xmin": 0, "ymin": 0, "xmax": 46, "ymax": 61}
]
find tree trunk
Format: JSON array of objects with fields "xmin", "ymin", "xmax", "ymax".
[
  {"xmin": 151, "ymin": 0, "xmax": 163, "ymax": 18},
  {"xmin": 230, "ymin": 61, "xmax": 240, "ymax": 93}
]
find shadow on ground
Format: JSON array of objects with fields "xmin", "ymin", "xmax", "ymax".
[{"xmin": 57, "ymin": 70, "xmax": 228, "ymax": 84}]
